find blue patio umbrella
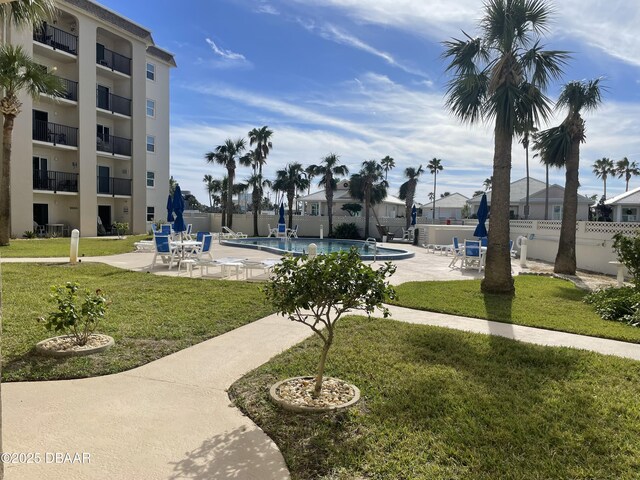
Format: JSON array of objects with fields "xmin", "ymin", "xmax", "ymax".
[
  {"xmin": 411, "ymin": 204, "xmax": 417, "ymax": 226},
  {"xmin": 172, "ymin": 185, "xmax": 186, "ymax": 236},
  {"xmin": 278, "ymin": 202, "xmax": 285, "ymax": 225},
  {"xmin": 474, "ymin": 193, "xmax": 489, "ymax": 238},
  {"xmin": 166, "ymin": 194, "xmax": 174, "ymax": 222}
]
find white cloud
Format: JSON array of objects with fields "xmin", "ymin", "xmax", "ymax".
[
  {"xmin": 205, "ymin": 38, "xmax": 247, "ymax": 62},
  {"xmin": 256, "ymin": 3, "xmax": 280, "ymax": 15}
]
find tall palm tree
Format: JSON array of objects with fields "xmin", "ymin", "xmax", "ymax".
[
  {"xmin": 202, "ymin": 174, "xmax": 215, "ymax": 209},
  {"xmin": 427, "ymin": 158, "xmax": 443, "ymax": 221},
  {"xmin": 304, "ymin": 164, "xmax": 316, "ymax": 195},
  {"xmin": 204, "ymin": 138, "xmax": 246, "ymax": 229},
  {"xmin": 248, "ymin": 126, "xmax": 273, "ymax": 217},
  {"xmin": 483, "ymin": 177, "xmax": 492, "ymax": 191},
  {"xmin": 273, "ymin": 163, "xmax": 309, "ymax": 228},
  {"xmin": 517, "ymin": 121, "xmax": 537, "ymax": 219},
  {"xmin": 443, "ymin": 0, "xmax": 568, "ymax": 294},
  {"xmin": 348, "ymin": 160, "xmax": 387, "ymax": 238},
  {"xmin": 307, "ymin": 154, "xmax": 349, "ymax": 236},
  {"xmin": 380, "ymin": 155, "xmax": 395, "ymax": 181},
  {"xmin": 616, "ymin": 157, "xmax": 640, "ymax": 192},
  {"xmin": 592, "ymin": 157, "xmax": 615, "ymax": 199},
  {"xmin": 399, "ymin": 165, "xmax": 424, "ymax": 229},
  {"xmin": 534, "ymin": 79, "xmax": 603, "ymax": 275},
  {"xmin": 245, "ymin": 173, "xmax": 271, "ymax": 224},
  {"xmin": 239, "ymin": 149, "xmax": 265, "ymax": 236},
  {"xmin": 0, "ymin": 45, "xmax": 62, "ymax": 246}
]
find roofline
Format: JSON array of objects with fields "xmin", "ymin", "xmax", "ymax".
[{"xmin": 147, "ymin": 45, "xmax": 177, "ymax": 67}]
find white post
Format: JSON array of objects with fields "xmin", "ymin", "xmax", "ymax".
[
  {"xmin": 519, "ymin": 238, "xmax": 527, "ymax": 268},
  {"xmin": 319, "ymin": 224, "xmax": 323, "ymax": 239},
  {"xmin": 308, "ymin": 243, "xmax": 317, "ymax": 259},
  {"xmin": 70, "ymin": 229, "xmax": 80, "ymax": 264}
]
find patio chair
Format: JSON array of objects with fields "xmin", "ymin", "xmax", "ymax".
[
  {"xmin": 160, "ymin": 223, "xmax": 172, "ymax": 235},
  {"xmin": 33, "ymin": 221, "xmax": 46, "ymax": 237},
  {"xmin": 287, "ymin": 224, "xmax": 299, "ymax": 238},
  {"xmin": 240, "ymin": 258, "xmax": 281, "ymax": 280},
  {"xmin": 184, "ymin": 223, "xmax": 193, "ymax": 240},
  {"xmin": 448, "ymin": 237, "xmax": 464, "ymax": 268},
  {"xmin": 401, "ymin": 227, "xmax": 414, "ymax": 241},
  {"xmin": 222, "ymin": 226, "xmax": 248, "ymax": 238},
  {"xmin": 462, "ymin": 240, "xmax": 484, "ymax": 271},
  {"xmin": 151, "ymin": 235, "xmax": 178, "ymax": 270},
  {"xmin": 267, "ymin": 224, "xmax": 278, "ymax": 237},
  {"xmin": 276, "ymin": 223, "xmax": 287, "ymax": 238},
  {"xmin": 376, "ymin": 224, "xmax": 395, "ymax": 241},
  {"xmin": 480, "ymin": 237, "xmax": 488, "ymax": 247}
]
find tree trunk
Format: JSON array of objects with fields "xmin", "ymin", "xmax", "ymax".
[
  {"xmin": 554, "ymin": 139, "xmax": 580, "ymax": 275},
  {"xmin": 252, "ymin": 187, "xmax": 260, "ymax": 236},
  {"xmin": 0, "ymin": 114, "xmax": 15, "ymax": 246},
  {"xmin": 603, "ymin": 177, "xmax": 607, "ymax": 200},
  {"xmin": 524, "ymin": 145, "xmax": 530, "ymax": 220},
  {"xmin": 544, "ymin": 164, "xmax": 549, "ymax": 220},
  {"xmin": 314, "ymin": 334, "xmax": 333, "ymax": 398},
  {"xmin": 327, "ymin": 180, "xmax": 334, "ymax": 236},
  {"xmin": 287, "ymin": 190, "xmax": 294, "ymax": 228},
  {"xmin": 364, "ymin": 186, "xmax": 371, "ymax": 238},
  {"xmin": 405, "ymin": 185, "xmax": 414, "ymax": 230},
  {"xmin": 432, "ymin": 174, "xmax": 437, "ymax": 221},
  {"xmin": 227, "ymin": 167, "xmax": 234, "ymax": 230},
  {"xmin": 481, "ymin": 127, "xmax": 515, "ymax": 295}
]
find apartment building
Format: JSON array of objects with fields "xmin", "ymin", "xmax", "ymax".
[{"xmin": 2, "ymin": 0, "xmax": 175, "ymax": 237}]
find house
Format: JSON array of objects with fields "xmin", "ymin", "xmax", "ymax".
[
  {"xmin": 419, "ymin": 193, "xmax": 469, "ymax": 220},
  {"xmin": 299, "ymin": 180, "xmax": 405, "ymax": 218},
  {"xmin": 605, "ymin": 187, "xmax": 640, "ymax": 222},
  {"xmin": 3, "ymin": 0, "xmax": 175, "ymax": 237},
  {"xmin": 467, "ymin": 177, "xmax": 593, "ymax": 220}
]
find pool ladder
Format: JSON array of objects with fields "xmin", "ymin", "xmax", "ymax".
[{"xmin": 364, "ymin": 237, "xmax": 377, "ymax": 262}]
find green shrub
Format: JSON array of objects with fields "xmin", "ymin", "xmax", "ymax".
[
  {"xmin": 23, "ymin": 230, "xmax": 37, "ymax": 239},
  {"xmin": 584, "ymin": 286, "xmax": 640, "ymax": 327},
  {"xmin": 333, "ymin": 222, "xmax": 360, "ymax": 239},
  {"xmin": 613, "ymin": 230, "xmax": 640, "ymax": 288}
]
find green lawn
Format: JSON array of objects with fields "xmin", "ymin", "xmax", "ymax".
[
  {"xmin": 2, "ymin": 263, "xmax": 273, "ymax": 381},
  {"xmin": 390, "ymin": 275, "xmax": 640, "ymax": 343},
  {"xmin": 230, "ymin": 317, "xmax": 640, "ymax": 480},
  {"xmin": 0, "ymin": 235, "xmax": 149, "ymax": 258}
]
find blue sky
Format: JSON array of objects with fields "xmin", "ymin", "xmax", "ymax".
[{"xmin": 99, "ymin": 0, "xmax": 640, "ymax": 205}]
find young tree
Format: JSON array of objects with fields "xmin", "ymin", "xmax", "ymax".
[
  {"xmin": 399, "ymin": 165, "xmax": 424, "ymax": 229},
  {"xmin": 616, "ymin": 157, "xmax": 640, "ymax": 192},
  {"xmin": 348, "ymin": 160, "xmax": 388, "ymax": 238},
  {"xmin": 443, "ymin": 0, "xmax": 568, "ymax": 294},
  {"xmin": 264, "ymin": 249, "xmax": 396, "ymax": 396},
  {"xmin": 273, "ymin": 163, "xmax": 309, "ymax": 228},
  {"xmin": 205, "ymin": 138, "xmax": 246, "ymax": 229},
  {"xmin": 534, "ymin": 79, "xmax": 604, "ymax": 274},
  {"xmin": 427, "ymin": 158, "xmax": 443, "ymax": 221},
  {"xmin": 592, "ymin": 157, "xmax": 615, "ymax": 199},
  {"xmin": 307, "ymin": 153, "xmax": 349, "ymax": 236}
]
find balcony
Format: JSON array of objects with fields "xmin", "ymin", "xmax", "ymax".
[
  {"xmin": 50, "ymin": 77, "xmax": 78, "ymax": 102},
  {"xmin": 97, "ymin": 176, "xmax": 131, "ymax": 196},
  {"xmin": 96, "ymin": 44, "xmax": 131, "ymax": 76},
  {"xmin": 33, "ymin": 170, "xmax": 78, "ymax": 193},
  {"xmin": 96, "ymin": 90, "xmax": 131, "ymax": 117},
  {"xmin": 33, "ymin": 23, "xmax": 78, "ymax": 56},
  {"xmin": 96, "ymin": 134, "xmax": 132, "ymax": 157},
  {"xmin": 33, "ymin": 120, "xmax": 78, "ymax": 147}
]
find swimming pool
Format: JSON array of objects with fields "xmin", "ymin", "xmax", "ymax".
[{"xmin": 221, "ymin": 238, "xmax": 414, "ymax": 260}]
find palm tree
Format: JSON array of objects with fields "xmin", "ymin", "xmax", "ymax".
[
  {"xmin": 380, "ymin": 155, "xmax": 395, "ymax": 181},
  {"xmin": 399, "ymin": 165, "xmax": 424, "ymax": 229},
  {"xmin": 443, "ymin": 0, "xmax": 568, "ymax": 294},
  {"xmin": 592, "ymin": 157, "xmax": 615, "ymax": 199},
  {"xmin": 307, "ymin": 154, "xmax": 349, "ymax": 236},
  {"xmin": 483, "ymin": 177, "xmax": 492, "ymax": 191},
  {"xmin": 204, "ymin": 138, "xmax": 246, "ymax": 229},
  {"xmin": 616, "ymin": 157, "xmax": 640, "ymax": 192},
  {"xmin": 273, "ymin": 163, "xmax": 309, "ymax": 228},
  {"xmin": 304, "ymin": 164, "xmax": 316, "ymax": 195},
  {"xmin": 348, "ymin": 160, "xmax": 388, "ymax": 238},
  {"xmin": 202, "ymin": 174, "xmax": 215, "ymax": 209},
  {"xmin": 517, "ymin": 121, "xmax": 537, "ymax": 219},
  {"xmin": 427, "ymin": 158, "xmax": 443, "ymax": 221},
  {"xmin": 248, "ymin": 126, "xmax": 273, "ymax": 218},
  {"xmin": 534, "ymin": 79, "xmax": 603, "ymax": 275},
  {"xmin": 245, "ymin": 173, "xmax": 271, "ymax": 222},
  {"xmin": 473, "ymin": 190, "xmax": 485, "ymax": 198},
  {"xmin": 239, "ymin": 149, "xmax": 265, "ymax": 236},
  {"xmin": 0, "ymin": 45, "xmax": 62, "ymax": 246}
]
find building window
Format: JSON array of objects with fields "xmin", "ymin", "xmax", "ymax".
[
  {"xmin": 311, "ymin": 203, "xmax": 319, "ymax": 216},
  {"xmin": 146, "ymin": 135, "xmax": 155, "ymax": 153},
  {"xmin": 146, "ymin": 99, "xmax": 155, "ymax": 117},
  {"xmin": 146, "ymin": 206, "xmax": 155, "ymax": 222},
  {"xmin": 146, "ymin": 171, "xmax": 155, "ymax": 187},
  {"xmin": 146, "ymin": 62, "xmax": 155, "ymax": 81},
  {"xmin": 552, "ymin": 205, "xmax": 562, "ymax": 220},
  {"xmin": 622, "ymin": 207, "xmax": 637, "ymax": 222}
]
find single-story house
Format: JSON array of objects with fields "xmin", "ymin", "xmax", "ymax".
[
  {"xmin": 605, "ymin": 187, "xmax": 640, "ymax": 222},
  {"xmin": 467, "ymin": 177, "xmax": 593, "ymax": 220},
  {"xmin": 299, "ymin": 180, "xmax": 405, "ymax": 218},
  {"xmin": 420, "ymin": 193, "xmax": 469, "ymax": 220}
]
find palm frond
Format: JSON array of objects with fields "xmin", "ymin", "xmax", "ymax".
[
  {"xmin": 1, "ymin": 0, "xmax": 57, "ymax": 27},
  {"xmin": 533, "ymin": 124, "xmax": 572, "ymax": 168},
  {"xmin": 444, "ymin": 71, "xmax": 489, "ymax": 124},
  {"xmin": 520, "ymin": 42, "xmax": 570, "ymax": 89}
]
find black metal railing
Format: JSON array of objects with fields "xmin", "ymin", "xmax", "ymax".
[
  {"xmin": 96, "ymin": 90, "xmax": 131, "ymax": 116},
  {"xmin": 97, "ymin": 176, "xmax": 131, "ymax": 196},
  {"xmin": 32, "ymin": 119, "xmax": 78, "ymax": 147},
  {"xmin": 33, "ymin": 23, "xmax": 78, "ymax": 55},
  {"xmin": 96, "ymin": 134, "xmax": 132, "ymax": 156},
  {"xmin": 56, "ymin": 77, "xmax": 78, "ymax": 101},
  {"xmin": 96, "ymin": 43, "xmax": 131, "ymax": 76},
  {"xmin": 33, "ymin": 170, "xmax": 78, "ymax": 192}
]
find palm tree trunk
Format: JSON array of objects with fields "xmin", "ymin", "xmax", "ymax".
[
  {"xmin": 287, "ymin": 190, "xmax": 294, "ymax": 228},
  {"xmin": 626, "ymin": 174, "xmax": 630, "ymax": 192},
  {"xmin": 0, "ymin": 114, "xmax": 15, "ymax": 245},
  {"xmin": 544, "ymin": 164, "xmax": 549, "ymax": 220},
  {"xmin": 481, "ymin": 128, "xmax": 515, "ymax": 295},
  {"xmin": 327, "ymin": 183, "xmax": 334, "ymax": 236},
  {"xmin": 524, "ymin": 146, "xmax": 530, "ymax": 220},
  {"xmin": 603, "ymin": 177, "xmax": 607, "ymax": 200},
  {"xmin": 227, "ymin": 168, "xmax": 234, "ymax": 229},
  {"xmin": 554, "ymin": 141, "xmax": 580, "ymax": 275},
  {"xmin": 252, "ymin": 188, "xmax": 259, "ymax": 236},
  {"xmin": 432, "ymin": 174, "xmax": 437, "ymax": 221}
]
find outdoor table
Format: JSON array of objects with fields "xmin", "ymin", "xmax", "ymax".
[
  {"xmin": 46, "ymin": 223, "xmax": 65, "ymax": 237},
  {"xmin": 171, "ymin": 240, "xmax": 202, "ymax": 266}
]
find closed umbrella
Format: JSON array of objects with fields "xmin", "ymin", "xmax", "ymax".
[
  {"xmin": 411, "ymin": 204, "xmax": 417, "ymax": 226},
  {"xmin": 278, "ymin": 202, "xmax": 285, "ymax": 225},
  {"xmin": 474, "ymin": 193, "xmax": 488, "ymax": 238},
  {"xmin": 172, "ymin": 185, "xmax": 186, "ymax": 239},
  {"xmin": 166, "ymin": 194, "xmax": 174, "ymax": 223}
]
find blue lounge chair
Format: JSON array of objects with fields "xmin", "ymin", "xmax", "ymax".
[{"xmin": 151, "ymin": 235, "xmax": 178, "ymax": 270}]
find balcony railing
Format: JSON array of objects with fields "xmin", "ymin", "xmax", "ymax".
[
  {"xmin": 33, "ymin": 23, "xmax": 78, "ymax": 56},
  {"xmin": 54, "ymin": 77, "xmax": 78, "ymax": 102},
  {"xmin": 33, "ymin": 170, "xmax": 78, "ymax": 193},
  {"xmin": 97, "ymin": 176, "xmax": 131, "ymax": 196},
  {"xmin": 96, "ymin": 90, "xmax": 131, "ymax": 116},
  {"xmin": 32, "ymin": 120, "xmax": 78, "ymax": 147},
  {"xmin": 96, "ymin": 44, "xmax": 131, "ymax": 76},
  {"xmin": 96, "ymin": 134, "xmax": 132, "ymax": 156}
]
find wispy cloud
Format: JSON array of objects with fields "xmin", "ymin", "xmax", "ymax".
[
  {"xmin": 256, "ymin": 2, "xmax": 280, "ymax": 15},
  {"xmin": 205, "ymin": 38, "xmax": 247, "ymax": 62}
]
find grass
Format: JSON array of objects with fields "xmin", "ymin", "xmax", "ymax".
[
  {"xmin": 0, "ymin": 235, "xmax": 149, "ymax": 257},
  {"xmin": 2, "ymin": 263, "xmax": 273, "ymax": 381},
  {"xmin": 230, "ymin": 317, "xmax": 640, "ymax": 480},
  {"xmin": 389, "ymin": 275, "xmax": 640, "ymax": 344}
]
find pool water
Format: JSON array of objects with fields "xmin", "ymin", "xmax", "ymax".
[{"xmin": 221, "ymin": 238, "xmax": 414, "ymax": 260}]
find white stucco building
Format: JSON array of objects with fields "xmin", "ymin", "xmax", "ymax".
[
  {"xmin": 2, "ymin": 0, "xmax": 175, "ymax": 237},
  {"xmin": 420, "ymin": 193, "xmax": 469, "ymax": 220},
  {"xmin": 605, "ymin": 187, "xmax": 640, "ymax": 222}
]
